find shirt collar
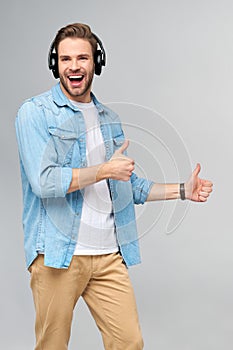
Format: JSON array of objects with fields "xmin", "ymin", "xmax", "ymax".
[{"xmin": 51, "ymin": 83, "xmax": 104, "ymax": 113}]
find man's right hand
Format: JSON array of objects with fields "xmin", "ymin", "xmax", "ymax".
[
  {"xmin": 100, "ymin": 140, "xmax": 135, "ymax": 181},
  {"xmin": 68, "ymin": 140, "xmax": 135, "ymax": 193}
]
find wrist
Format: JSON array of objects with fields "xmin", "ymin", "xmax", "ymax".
[
  {"xmin": 180, "ymin": 183, "xmax": 186, "ymax": 200},
  {"xmin": 96, "ymin": 162, "xmax": 110, "ymax": 181}
]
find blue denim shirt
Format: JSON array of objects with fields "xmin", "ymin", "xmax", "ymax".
[{"xmin": 15, "ymin": 83, "xmax": 154, "ymax": 269}]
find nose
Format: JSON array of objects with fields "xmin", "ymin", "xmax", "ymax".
[{"xmin": 70, "ymin": 59, "xmax": 80, "ymax": 71}]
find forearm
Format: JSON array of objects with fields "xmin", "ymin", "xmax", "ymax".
[
  {"xmin": 67, "ymin": 163, "xmax": 109, "ymax": 193},
  {"xmin": 146, "ymin": 183, "xmax": 181, "ymax": 201},
  {"xmin": 67, "ymin": 152, "xmax": 135, "ymax": 193}
]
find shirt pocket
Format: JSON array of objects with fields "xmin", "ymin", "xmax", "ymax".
[
  {"xmin": 48, "ymin": 126, "xmax": 77, "ymax": 166},
  {"xmin": 113, "ymin": 133, "xmax": 125, "ymax": 152}
]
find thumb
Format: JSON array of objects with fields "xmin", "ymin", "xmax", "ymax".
[
  {"xmin": 117, "ymin": 139, "xmax": 129, "ymax": 154},
  {"xmin": 192, "ymin": 163, "xmax": 201, "ymax": 177}
]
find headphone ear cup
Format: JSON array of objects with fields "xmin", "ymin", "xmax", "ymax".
[
  {"xmin": 94, "ymin": 50, "xmax": 102, "ymax": 76},
  {"xmin": 49, "ymin": 52, "xmax": 59, "ymax": 79}
]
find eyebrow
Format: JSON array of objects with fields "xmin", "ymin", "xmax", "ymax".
[{"xmin": 59, "ymin": 53, "xmax": 91, "ymax": 58}]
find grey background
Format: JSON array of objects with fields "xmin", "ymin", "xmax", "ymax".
[{"xmin": 1, "ymin": 0, "xmax": 232, "ymax": 349}]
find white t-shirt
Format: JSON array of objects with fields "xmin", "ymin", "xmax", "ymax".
[{"xmin": 71, "ymin": 100, "xmax": 118, "ymax": 255}]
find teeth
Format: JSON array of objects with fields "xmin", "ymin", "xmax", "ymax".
[{"xmin": 69, "ymin": 75, "xmax": 83, "ymax": 81}]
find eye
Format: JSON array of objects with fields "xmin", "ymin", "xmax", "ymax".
[
  {"xmin": 61, "ymin": 57, "xmax": 70, "ymax": 62},
  {"xmin": 80, "ymin": 56, "xmax": 88, "ymax": 61}
]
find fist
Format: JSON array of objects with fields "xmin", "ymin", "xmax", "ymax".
[{"xmin": 106, "ymin": 140, "xmax": 135, "ymax": 181}]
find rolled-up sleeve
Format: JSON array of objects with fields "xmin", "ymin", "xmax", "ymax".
[
  {"xmin": 15, "ymin": 100, "xmax": 72, "ymax": 198},
  {"xmin": 130, "ymin": 172, "xmax": 154, "ymax": 205}
]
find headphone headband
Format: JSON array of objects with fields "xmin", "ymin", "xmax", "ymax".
[{"xmin": 48, "ymin": 32, "xmax": 106, "ymax": 79}]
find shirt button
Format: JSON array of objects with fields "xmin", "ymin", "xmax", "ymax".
[{"xmin": 76, "ymin": 212, "xmax": 79, "ymax": 216}]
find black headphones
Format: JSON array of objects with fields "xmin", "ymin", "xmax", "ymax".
[{"xmin": 48, "ymin": 33, "xmax": 106, "ymax": 79}]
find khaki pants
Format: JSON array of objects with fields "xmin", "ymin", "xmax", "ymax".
[{"xmin": 29, "ymin": 253, "xmax": 144, "ymax": 350}]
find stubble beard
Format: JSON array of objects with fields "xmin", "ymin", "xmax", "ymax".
[{"xmin": 60, "ymin": 67, "xmax": 95, "ymax": 100}]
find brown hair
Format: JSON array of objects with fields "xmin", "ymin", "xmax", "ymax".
[{"xmin": 53, "ymin": 23, "xmax": 97, "ymax": 56}]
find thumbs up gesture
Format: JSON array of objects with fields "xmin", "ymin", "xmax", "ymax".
[
  {"xmin": 185, "ymin": 163, "xmax": 213, "ymax": 202},
  {"xmin": 106, "ymin": 140, "xmax": 135, "ymax": 181},
  {"xmin": 111, "ymin": 139, "xmax": 131, "ymax": 162}
]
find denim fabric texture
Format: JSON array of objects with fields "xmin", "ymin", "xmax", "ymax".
[{"xmin": 15, "ymin": 83, "xmax": 154, "ymax": 269}]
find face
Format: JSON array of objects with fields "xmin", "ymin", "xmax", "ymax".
[{"xmin": 58, "ymin": 37, "xmax": 95, "ymax": 103}]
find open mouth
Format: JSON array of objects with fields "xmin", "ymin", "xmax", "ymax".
[{"xmin": 68, "ymin": 75, "xmax": 84, "ymax": 84}]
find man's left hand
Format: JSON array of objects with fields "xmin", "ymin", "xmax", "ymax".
[{"xmin": 185, "ymin": 163, "xmax": 213, "ymax": 202}]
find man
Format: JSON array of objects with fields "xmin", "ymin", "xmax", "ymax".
[{"xmin": 15, "ymin": 23, "xmax": 213, "ymax": 350}]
